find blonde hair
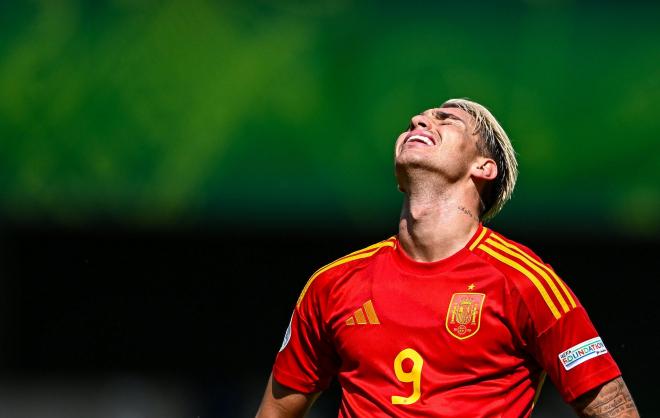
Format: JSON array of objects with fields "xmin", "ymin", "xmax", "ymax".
[{"xmin": 441, "ymin": 98, "xmax": 518, "ymax": 221}]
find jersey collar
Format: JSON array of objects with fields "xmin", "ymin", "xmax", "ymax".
[{"xmin": 391, "ymin": 223, "xmax": 486, "ymax": 276}]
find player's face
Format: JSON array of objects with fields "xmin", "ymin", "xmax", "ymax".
[{"xmin": 394, "ymin": 106, "xmax": 481, "ymax": 185}]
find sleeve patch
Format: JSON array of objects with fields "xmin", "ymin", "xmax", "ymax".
[
  {"xmin": 559, "ymin": 337, "xmax": 608, "ymax": 371},
  {"xmin": 279, "ymin": 313, "xmax": 293, "ymax": 352}
]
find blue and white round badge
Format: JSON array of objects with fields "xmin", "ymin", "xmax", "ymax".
[{"xmin": 279, "ymin": 313, "xmax": 293, "ymax": 352}]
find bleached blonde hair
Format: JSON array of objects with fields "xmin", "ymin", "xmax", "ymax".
[{"xmin": 441, "ymin": 98, "xmax": 518, "ymax": 221}]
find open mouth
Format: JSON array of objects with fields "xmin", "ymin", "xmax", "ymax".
[{"xmin": 404, "ymin": 131, "xmax": 436, "ymax": 146}]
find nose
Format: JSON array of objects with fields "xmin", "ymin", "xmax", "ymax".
[{"xmin": 410, "ymin": 114, "xmax": 430, "ymax": 130}]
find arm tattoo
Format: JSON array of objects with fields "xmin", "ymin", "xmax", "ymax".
[{"xmin": 572, "ymin": 377, "xmax": 639, "ymax": 418}]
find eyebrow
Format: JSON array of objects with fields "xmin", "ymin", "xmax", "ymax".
[{"xmin": 433, "ymin": 110, "xmax": 466, "ymax": 125}]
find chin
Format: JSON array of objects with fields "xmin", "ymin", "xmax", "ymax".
[
  {"xmin": 395, "ymin": 154, "xmax": 437, "ymax": 171},
  {"xmin": 396, "ymin": 161, "xmax": 443, "ymax": 187}
]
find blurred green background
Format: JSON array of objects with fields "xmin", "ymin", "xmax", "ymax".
[
  {"xmin": 1, "ymin": 0, "xmax": 658, "ymax": 235},
  {"xmin": 0, "ymin": 2, "xmax": 658, "ymax": 416}
]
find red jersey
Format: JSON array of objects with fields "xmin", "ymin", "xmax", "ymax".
[{"xmin": 272, "ymin": 225, "xmax": 621, "ymax": 417}]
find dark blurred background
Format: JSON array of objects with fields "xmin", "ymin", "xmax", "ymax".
[{"xmin": 0, "ymin": 0, "xmax": 658, "ymax": 417}]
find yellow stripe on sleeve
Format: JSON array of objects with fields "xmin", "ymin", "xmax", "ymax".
[
  {"xmin": 532, "ymin": 371, "xmax": 547, "ymax": 408},
  {"xmin": 485, "ymin": 238, "xmax": 570, "ymax": 313},
  {"xmin": 469, "ymin": 227, "xmax": 489, "ymax": 251},
  {"xmin": 344, "ymin": 237, "xmax": 396, "ymax": 258},
  {"xmin": 296, "ymin": 240, "xmax": 395, "ymax": 307},
  {"xmin": 479, "ymin": 244, "xmax": 562, "ymax": 320},
  {"xmin": 490, "ymin": 234, "xmax": 577, "ymax": 309}
]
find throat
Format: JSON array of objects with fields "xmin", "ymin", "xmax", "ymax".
[{"xmin": 399, "ymin": 196, "xmax": 479, "ymax": 262}]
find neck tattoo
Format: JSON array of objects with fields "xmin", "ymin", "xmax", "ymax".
[{"xmin": 457, "ymin": 205, "xmax": 478, "ymax": 221}]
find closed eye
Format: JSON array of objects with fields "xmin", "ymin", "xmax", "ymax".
[{"xmin": 434, "ymin": 110, "xmax": 465, "ymax": 126}]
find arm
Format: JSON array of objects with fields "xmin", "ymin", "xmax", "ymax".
[
  {"xmin": 255, "ymin": 373, "xmax": 320, "ymax": 418},
  {"xmin": 571, "ymin": 376, "xmax": 639, "ymax": 418}
]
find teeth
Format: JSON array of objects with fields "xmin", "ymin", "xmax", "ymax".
[{"xmin": 407, "ymin": 135, "xmax": 434, "ymax": 145}]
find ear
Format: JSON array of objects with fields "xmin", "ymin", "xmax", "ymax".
[{"xmin": 471, "ymin": 158, "xmax": 498, "ymax": 181}]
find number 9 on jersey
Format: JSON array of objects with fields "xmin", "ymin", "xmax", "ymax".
[{"xmin": 391, "ymin": 348, "xmax": 424, "ymax": 405}]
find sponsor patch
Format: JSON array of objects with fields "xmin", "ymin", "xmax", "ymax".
[
  {"xmin": 279, "ymin": 313, "xmax": 293, "ymax": 352},
  {"xmin": 559, "ymin": 337, "xmax": 608, "ymax": 371}
]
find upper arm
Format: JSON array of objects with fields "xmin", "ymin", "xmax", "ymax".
[
  {"xmin": 255, "ymin": 374, "xmax": 320, "ymax": 418},
  {"xmin": 272, "ymin": 274, "xmax": 340, "ymax": 393},
  {"xmin": 570, "ymin": 376, "xmax": 639, "ymax": 417}
]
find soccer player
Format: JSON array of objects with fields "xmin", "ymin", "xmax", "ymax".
[{"xmin": 255, "ymin": 99, "xmax": 639, "ymax": 417}]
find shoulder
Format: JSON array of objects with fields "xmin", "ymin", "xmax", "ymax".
[
  {"xmin": 296, "ymin": 236, "xmax": 396, "ymax": 307},
  {"xmin": 471, "ymin": 228, "xmax": 579, "ymax": 323},
  {"xmin": 469, "ymin": 227, "xmax": 545, "ymax": 267}
]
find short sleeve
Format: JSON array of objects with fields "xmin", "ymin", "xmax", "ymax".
[
  {"xmin": 272, "ymin": 281, "xmax": 339, "ymax": 393},
  {"xmin": 525, "ymin": 292, "xmax": 621, "ymax": 402}
]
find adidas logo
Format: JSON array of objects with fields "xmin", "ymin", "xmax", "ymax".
[{"xmin": 345, "ymin": 300, "xmax": 380, "ymax": 325}]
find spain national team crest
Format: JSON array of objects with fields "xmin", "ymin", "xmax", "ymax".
[{"xmin": 445, "ymin": 293, "xmax": 485, "ymax": 340}]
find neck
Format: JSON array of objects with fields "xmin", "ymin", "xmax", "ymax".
[{"xmin": 398, "ymin": 184, "xmax": 480, "ymax": 263}]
